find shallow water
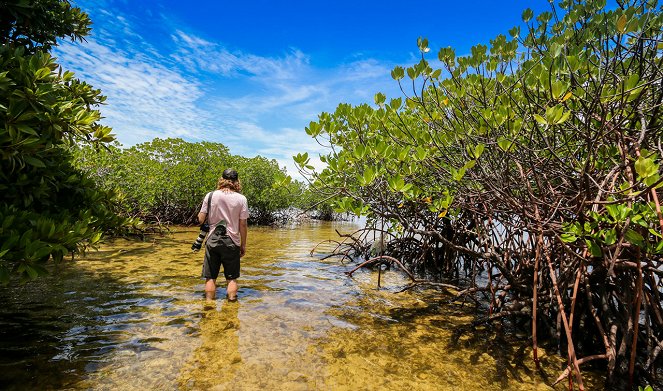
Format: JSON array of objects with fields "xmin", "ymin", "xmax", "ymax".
[{"xmin": 0, "ymin": 221, "xmax": 603, "ymax": 390}]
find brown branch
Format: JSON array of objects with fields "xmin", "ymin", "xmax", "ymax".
[
  {"xmin": 551, "ymin": 355, "xmax": 609, "ymax": 387},
  {"xmin": 344, "ymin": 255, "xmax": 416, "ymax": 282}
]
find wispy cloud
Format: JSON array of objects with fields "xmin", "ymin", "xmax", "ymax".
[
  {"xmin": 171, "ymin": 30, "xmax": 313, "ymax": 81},
  {"xmin": 54, "ymin": 1, "xmax": 403, "ymax": 177},
  {"xmin": 57, "ymin": 38, "xmax": 206, "ymax": 145}
]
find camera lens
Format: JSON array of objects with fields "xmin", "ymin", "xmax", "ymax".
[{"xmin": 191, "ymin": 230, "xmax": 207, "ymax": 251}]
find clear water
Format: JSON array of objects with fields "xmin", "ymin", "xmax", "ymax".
[{"xmin": 0, "ymin": 221, "xmax": 603, "ymax": 390}]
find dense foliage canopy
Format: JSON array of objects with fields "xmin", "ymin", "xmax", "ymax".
[
  {"xmin": 73, "ymin": 138, "xmax": 307, "ymax": 226},
  {"xmin": 297, "ymin": 0, "xmax": 663, "ymax": 387},
  {"xmin": 0, "ymin": 0, "xmax": 125, "ymax": 283}
]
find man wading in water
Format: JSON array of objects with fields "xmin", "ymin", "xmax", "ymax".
[{"xmin": 198, "ymin": 169, "xmax": 249, "ymax": 301}]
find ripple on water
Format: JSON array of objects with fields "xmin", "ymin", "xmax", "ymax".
[{"xmin": 0, "ymin": 222, "xmax": 607, "ymax": 390}]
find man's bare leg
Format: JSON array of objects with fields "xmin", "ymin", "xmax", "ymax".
[
  {"xmin": 226, "ymin": 279, "xmax": 238, "ymax": 301},
  {"xmin": 205, "ymin": 278, "xmax": 217, "ymax": 300}
]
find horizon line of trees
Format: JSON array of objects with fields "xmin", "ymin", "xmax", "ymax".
[{"xmin": 72, "ymin": 137, "xmax": 319, "ymax": 227}]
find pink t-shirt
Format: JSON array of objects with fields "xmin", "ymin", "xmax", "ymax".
[{"xmin": 200, "ymin": 190, "xmax": 249, "ymax": 246}]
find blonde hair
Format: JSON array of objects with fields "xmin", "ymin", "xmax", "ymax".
[{"xmin": 217, "ymin": 177, "xmax": 242, "ymax": 193}]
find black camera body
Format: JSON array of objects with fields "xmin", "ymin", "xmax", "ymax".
[
  {"xmin": 212, "ymin": 221, "xmax": 227, "ymax": 236},
  {"xmin": 191, "ymin": 223, "xmax": 210, "ymax": 251}
]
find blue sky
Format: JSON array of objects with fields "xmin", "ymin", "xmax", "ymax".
[{"xmin": 55, "ymin": 0, "xmax": 551, "ymax": 176}]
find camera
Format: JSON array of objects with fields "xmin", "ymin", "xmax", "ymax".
[
  {"xmin": 212, "ymin": 221, "xmax": 227, "ymax": 236},
  {"xmin": 191, "ymin": 223, "xmax": 210, "ymax": 251}
]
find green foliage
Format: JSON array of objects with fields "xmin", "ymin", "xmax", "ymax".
[
  {"xmin": 296, "ymin": 0, "xmax": 663, "ymax": 383},
  {"xmin": 298, "ymin": 0, "xmax": 663, "ymax": 247},
  {"xmin": 73, "ymin": 138, "xmax": 304, "ymax": 226},
  {"xmin": 0, "ymin": 0, "xmax": 91, "ymax": 52},
  {"xmin": 0, "ymin": 0, "xmax": 125, "ymax": 283},
  {"xmin": 234, "ymin": 155, "xmax": 306, "ymax": 223}
]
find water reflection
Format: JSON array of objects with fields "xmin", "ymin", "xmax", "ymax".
[
  {"xmin": 0, "ymin": 221, "xmax": 605, "ymax": 390},
  {"xmin": 179, "ymin": 300, "xmax": 241, "ymax": 389}
]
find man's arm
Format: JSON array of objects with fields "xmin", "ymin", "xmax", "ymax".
[
  {"xmin": 198, "ymin": 192, "xmax": 211, "ymax": 224},
  {"xmin": 239, "ymin": 218, "xmax": 247, "ymax": 257}
]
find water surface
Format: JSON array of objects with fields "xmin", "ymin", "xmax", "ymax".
[{"xmin": 0, "ymin": 221, "xmax": 602, "ymax": 390}]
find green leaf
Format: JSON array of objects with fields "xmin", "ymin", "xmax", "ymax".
[
  {"xmin": 644, "ymin": 172, "xmax": 660, "ymax": 187},
  {"xmin": 635, "ymin": 155, "xmax": 657, "ymax": 178},
  {"xmin": 398, "ymin": 147, "xmax": 409, "ymax": 161},
  {"xmin": 522, "ymin": 8, "xmax": 533, "ymax": 22},
  {"xmin": 389, "ymin": 98, "xmax": 402, "ymax": 111},
  {"xmin": 586, "ymin": 240, "xmax": 602, "ymax": 257},
  {"xmin": 417, "ymin": 37, "xmax": 430, "ymax": 53},
  {"xmin": 560, "ymin": 233, "xmax": 577, "ymax": 243},
  {"xmin": 388, "ymin": 175, "xmax": 405, "ymax": 192},
  {"xmin": 374, "ymin": 92, "xmax": 386, "ymax": 106},
  {"xmin": 24, "ymin": 264, "xmax": 39, "ymax": 279},
  {"xmin": 31, "ymin": 245, "xmax": 54, "ymax": 261},
  {"xmin": 649, "ymin": 228, "xmax": 663, "ymax": 239},
  {"xmin": 390, "ymin": 66, "xmax": 404, "ymax": 80},
  {"xmin": 293, "ymin": 152, "xmax": 309, "ymax": 165},
  {"xmin": 16, "ymin": 124, "xmax": 38, "ymax": 136},
  {"xmin": 438, "ymin": 47, "xmax": 455, "ymax": 64},
  {"xmin": 555, "ymin": 110, "xmax": 571, "ymax": 124},
  {"xmin": 474, "ymin": 144, "xmax": 485, "ymax": 158},
  {"xmin": 625, "ymin": 74, "xmax": 640, "ymax": 90},
  {"xmin": 627, "ymin": 86, "xmax": 644, "ymax": 102},
  {"xmin": 605, "ymin": 203, "xmax": 620, "ymax": 221},
  {"xmin": 381, "ymin": 145, "xmax": 393, "ymax": 159},
  {"xmin": 550, "ymin": 43, "xmax": 563, "ymax": 58},
  {"xmin": 617, "ymin": 14, "xmax": 627, "ymax": 33},
  {"xmin": 1, "ymin": 234, "xmax": 19, "ymax": 252},
  {"xmin": 2, "ymin": 215, "xmax": 15, "ymax": 230},
  {"xmin": 551, "ymin": 81, "xmax": 565, "ymax": 99},
  {"xmin": 353, "ymin": 145, "xmax": 366, "ymax": 159},
  {"xmin": 89, "ymin": 232, "xmax": 102, "ymax": 244},
  {"xmin": 533, "ymin": 114, "xmax": 547, "ymax": 125},
  {"xmin": 624, "ymin": 229, "xmax": 644, "ymax": 246},
  {"xmin": 451, "ymin": 167, "xmax": 466, "ymax": 181},
  {"xmin": 415, "ymin": 146, "xmax": 428, "ymax": 161},
  {"xmin": 305, "ymin": 121, "xmax": 321, "ymax": 137},
  {"xmin": 363, "ymin": 167, "xmax": 375, "ymax": 186},
  {"xmin": 462, "ymin": 160, "xmax": 476, "ymax": 170},
  {"xmin": 497, "ymin": 137, "xmax": 514, "ymax": 152},
  {"xmin": 23, "ymin": 156, "xmax": 46, "ymax": 167}
]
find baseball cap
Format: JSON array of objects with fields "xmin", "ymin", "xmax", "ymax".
[{"xmin": 222, "ymin": 168, "xmax": 239, "ymax": 180}]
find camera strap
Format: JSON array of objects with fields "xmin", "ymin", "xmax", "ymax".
[
  {"xmin": 205, "ymin": 190, "xmax": 227, "ymax": 229},
  {"xmin": 205, "ymin": 191, "xmax": 213, "ymax": 225}
]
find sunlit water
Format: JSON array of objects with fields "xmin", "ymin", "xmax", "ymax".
[{"xmin": 0, "ymin": 221, "xmax": 603, "ymax": 390}]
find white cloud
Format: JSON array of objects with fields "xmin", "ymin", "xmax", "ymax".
[
  {"xmin": 222, "ymin": 123, "xmax": 328, "ymax": 182},
  {"xmin": 56, "ymin": 38, "xmax": 207, "ymax": 146},
  {"xmin": 54, "ymin": 3, "xmax": 404, "ymax": 177}
]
